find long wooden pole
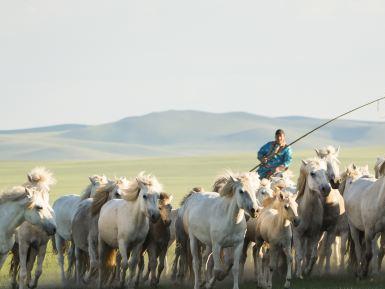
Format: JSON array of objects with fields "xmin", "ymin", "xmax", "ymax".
[{"xmin": 249, "ymin": 96, "xmax": 385, "ymax": 172}]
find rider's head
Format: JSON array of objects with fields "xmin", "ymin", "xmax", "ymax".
[{"xmin": 275, "ymin": 129, "xmax": 286, "ymax": 146}]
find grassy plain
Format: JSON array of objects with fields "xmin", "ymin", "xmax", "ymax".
[{"xmin": 0, "ymin": 146, "xmax": 384, "ymax": 288}]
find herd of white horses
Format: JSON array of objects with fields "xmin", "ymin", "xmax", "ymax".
[{"xmin": 0, "ymin": 145, "xmax": 385, "ymax": 289}]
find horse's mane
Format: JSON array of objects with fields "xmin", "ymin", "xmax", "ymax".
[
  {"xmin": 80, "ymin": 175, "xmax": 108, "ymax": 200},
  {"xmin": 122, "ymin": 172, "xmax": 162, "ymax": 202},
  {"xmin": 91, "ymin": 181, "xmax": 116, "ymax": 215},
  {"xmin": 219, "ymin": 171, "xmax": 259, "ymax": 198},
  {"xmin": 375, "ymin": 157, "xmax": 385, "ymax": 178},
  {"xmin": 212, "ymin": 175, "xmax": 228, "ymax": 193},
  {"xmin": 180, "ymin": 187, "xmax": 204, "ymax": 206},
  {"xmin": 159, "ymin": 192, "xmax": 172, "ymax": 206},
  {"xmin": 23, "ymin": 167, "xmax": 56, "ymax": 191},
  {"xmin": 0, "ymin": 186, "xmax": 33, "ymax": 207}
]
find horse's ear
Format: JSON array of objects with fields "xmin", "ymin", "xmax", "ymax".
[
  {"xmin": 169, "ymin": 195, "xmax": 173, "ymax": 203},
  {"xmin": 27, "ymin": 174, "xmax": 33, "ymax": 183},
  {"xmin": 301, "ymin": 160, "xmax": 308, "ymax": 166},
  {"xmin": 230, "ymin": 175, "xmax": 238, "ymax": 183},
  {"xmin": 314, "ymin": 149, "xmax": 320, "ymax": 157},
  {"xmin": 89, "ymin": 176, "xmax": 95, "ymax": 185},
  {"xmin": 279, "ymin": 192, "xmax": 284, "ymax": 200},
  {"xmin": 25, "ymin": 187, "xmax": 33, "ymax": 198},
  {"xmin": 352, "ymin": 163, "xmax": 357, "ymax": 170}
]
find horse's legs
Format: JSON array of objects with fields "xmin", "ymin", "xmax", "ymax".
[
  {"xmin": 148, "ymin": 245, "xmax": 158, "ymax": 287},
  {"xmin": 267, "ymin": 246, "xmax": 278, "ymax": 289},
  {"xmin": 189, "ymin": 234, "xmax": 201, "ymax": 289},
  {"xmin": 74, "ymin": 247, "xmax": 82, "ymax": 285},
  {"xmin": 29, "ymin": 243, "xmax": 47, "ymax": 289},
  {"xmin": 324, "ymin": 228, "xmax": 337, "ymax": 274},
  {"xmin": 127, "ymin": 242, "xmax": 142, "ymax": 288},
  {"xmin": 362, "ymin": 229, "xmax": 375, "ymax": 277},
  {"xmin": 282, "ymin": 244, "xmax": 293, "ymax": 288},
  {"xmin": 231, "ymin": 241, "xmax": 243, "ymax": 289},
  {"xmin": 304, "ymin": 233, "xmax": 321, "ymax": 276},
  {"xmin": 317, "ymin": 232, "xmax": 326, "ymax": 273},
  {"xmin": 156, "ymin": 247, "xmax": 167, "ymax": 285},
  {"xmin": 97, "ymin": 237, "xmax": 109, "ymax": 289},
  {"xmin": 117, "ymin": 238, "xmax": 128, "ymax": 288},
  {"xmin": 340, "ymin": 232, "xmax": 348, "ymax": 271},
  {"xmin": 239, "ymin": 239, "xmax": 249, "ymax": 282},
  {"xmin": 135, "ymin": 253, "xmax": 144, "ymax": 286},
  {"xmin": 18, "ymin": 242, "xmax": 29, "ymax": 289},
  {"xmin": 55, "ymin": 234, "xmax": 66, "ymax": 284},
  {"xmin": 171, "ymin": 244, "xmax": 180, "ymax": 283},
  {"xmin": 252, "ymin": 244, "xmax": 259, "ymax": 282},
  {"xmin": 202, "ymin": 245, "xmax": 212, "ymax": 286},
  {"xmin": 293, "ymin": 229, "xmax": 304, "ymax": 278},
  {"xmin": 25, "ymin": 247, "xmax": 37, "ymax": 287},
  {"xmin": 349, "ymin": 224, "xmax": 363, "ymax": 277}
]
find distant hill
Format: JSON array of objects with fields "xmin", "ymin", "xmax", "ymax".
[{"xmin": 0, "ymin": 110, "xmax": 384, "ymax": 160}]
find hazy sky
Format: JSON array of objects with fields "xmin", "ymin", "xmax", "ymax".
[{"xmin": 1, "ymin": 0, "xmax": 385, "ymax": 130}]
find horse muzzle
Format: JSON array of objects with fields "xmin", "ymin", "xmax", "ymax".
[
  {"xmin": 320, "ymin": 184, "xmax": 331, "ymax": 197},
  {"xmin": 43, "ymin": 223, "xmax": 57, "ymax": 236},
  {"xmin": 149, "ymin": 212, "xmax": 161, "ymax": 223},
  {"xmin": 293, "ymin": 217, "xmax": 301, "ymax": 227}
]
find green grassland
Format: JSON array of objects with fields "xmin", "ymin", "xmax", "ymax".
[{"xmin": 0, "ymin": 147, "xmax": 384, "ymax": 288}]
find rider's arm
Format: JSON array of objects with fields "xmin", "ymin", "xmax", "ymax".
[{"xmin": 257, "ymin": 142, "xmax": 272, "ymax": 163}]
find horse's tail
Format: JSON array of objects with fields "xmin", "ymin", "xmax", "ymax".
[
  {"xmin": 76, "ymin": 249, "xmax": 90, "ymax": 281},
  {"xmin": 346, "ymin": 230, "xmax": 364, "ymax": 272},
  {"xmin": 66, "ymin": 242, "xmax": 75, "ymax": 280},
  {"xmin": 99, "ymin": 244, "xmax": 117, "ymax": 285}
]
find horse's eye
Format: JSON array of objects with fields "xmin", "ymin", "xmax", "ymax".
[
  {"xmin": 284, "ymin": 204, "xmax": 289, "ymax": 209},
  {"xmin": 239, "ymin": 189, "xmax": 244, "ymax": 194},
  {"xmin": 35, "ymin": 205, "xmax": 43, "ymax": 211},
  {"xmin": 310, "ymin": 172, "xmax": 316, "ymax": 177},
  {"xmin": 143, "ymin": 195, "xmax": 147, "ymax": 200}
]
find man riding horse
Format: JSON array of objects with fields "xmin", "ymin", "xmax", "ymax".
[{"xmin": 257, "ymin": 129, "xmax": 292, "ymax": 179}]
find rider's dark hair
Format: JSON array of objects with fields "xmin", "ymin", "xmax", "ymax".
[{"xmin": 275, "ymin": 129, "xmax": 285, "ymax": 136}]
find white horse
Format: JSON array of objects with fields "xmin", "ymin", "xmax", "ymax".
[
  {"xmin": 293, "ymin": 158, "xmax": 331, "ymax": 278},
  {"xmin": 314, "ymin": 145, "xmax": 345, "ymax": 274},
  {"xmin": 52, "ymin": 174, "xmax": 108, "ymax": 284},
  {"xmin": 270, "ymin": 170, "xmax": 297, "ymax": 196},
  {"xmin": 0, "ymin": 186, "xmax": 56, "ymax": 272},
  {"xmin": 9, "ymin": 167, "xmax": 56, "ymax": 289},
  {"xmin": 179, "ymin": 171, "xmax": 260, "ymax": 289},
  {"xmin": 343, "ymin": 159, "xmax": 385, "ymax": 278},
  {"xmin": 97, "ymin": 172, "xmax": 162, "ymax": 289}
]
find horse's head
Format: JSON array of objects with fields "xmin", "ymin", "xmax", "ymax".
[
  {"xmin": 23, "ymin": 187, "xmax": 56, "ymax": 235},
  {"xmin": 277, "ymin": 190, "xmax": 300, "ymax": 227},
  {"xmin": 315, "ymin": 145, "xmax": 341, "ymax": 189},
  {"xmin": 256, "ymin": 178, "xmax": 274, "ymax": 204},
  {"xmin": 135, "ymin": 173, "xmax": 161, "ymax": 223},
  {"xmin": 223, "ymin": 172, "xmax": 261, "ymax": 218},
  {"xmin": 301, "ymin": 158, "xmax": 331, "ymax": 197},
  {"xmin": 88, "ymin": 174, "xmax": 109, "ymax": 197},
  {"xmin": 158, "ymin": 192, "xmax": 173, "ymax": 226}
]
